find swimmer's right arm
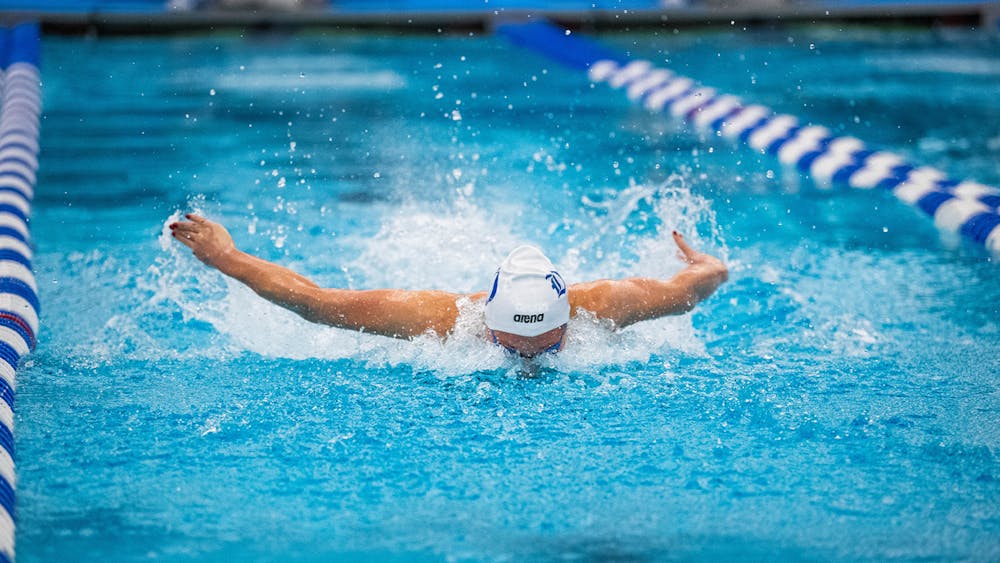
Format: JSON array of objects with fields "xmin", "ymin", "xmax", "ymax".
[{"xmin": 170, "ymin": 214, "xmax": 461, "ymax": 339}]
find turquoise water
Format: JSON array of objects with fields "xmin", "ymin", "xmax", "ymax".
[{"xmin": 18, "ymin": 27, "xmax": 1000, "ymax": 561}]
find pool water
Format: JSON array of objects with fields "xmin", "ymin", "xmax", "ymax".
[{"xmin": 17, "ymin": 25, "xmax": 1000, "ymax": 560}]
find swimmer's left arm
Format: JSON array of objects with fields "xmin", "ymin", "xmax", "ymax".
[{"xmin": 568, "ymin": 232, "xmax": 728, "ymax": 328}]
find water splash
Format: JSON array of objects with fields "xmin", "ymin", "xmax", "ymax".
[
  {"xmin": 130, "ymin": 172, "xmax": 724, "ymax": 374},
  {"xmin": 345, "ymin": 197, "xmax": 522, "ymax": 293},
  {"xmin": 563, "ymin": 174, "xmax": 729, "ymax": 282}
]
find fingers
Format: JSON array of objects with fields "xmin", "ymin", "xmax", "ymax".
[
  {"xmin": 168, "ymin": 215, "xmax": 234, "ymax": 267},
  {"xmin": 168, "ymin": 214, "xmax": 207, "ymax": 233},
  {"xmin": 169, "ymin": 221, "xmax": 197, "ymax": 234},
  {"xmin": 672, "ymin": 230, "xmax": 698, "ymax": 263},
  {"xmin": 169, "ymin": 217, "xmax": 203, "ymax": 249},
  {"xmin": 171, "ymin": 230, "xmax": 197, "ymax": 250},
  {"xmin": 170, "ymin": 213, "xmax": 212, "ymax": 234},
  {"xmin": 170, "ymin": 225, "xmax": 198, "ymax": 244}
]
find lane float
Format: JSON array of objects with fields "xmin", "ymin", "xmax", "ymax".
[
  {"xmin": 0, "ymin": 21, "xmax": 41, "ymax": 563},
  {"xmin": 498, "ymin": 21, "xmax": 1000, "ymax": 254}
]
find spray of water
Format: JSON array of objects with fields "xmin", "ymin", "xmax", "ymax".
[{"xmin": 141, "ymin": 173, "xmax": 725, "ymax": 375}]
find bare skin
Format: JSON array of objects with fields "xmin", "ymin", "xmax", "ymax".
[{"xmin": 170, "ymin": 214, "xmax": 728, "ymax": 355}]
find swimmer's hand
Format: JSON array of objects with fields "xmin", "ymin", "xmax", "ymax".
[
  {"xmin": 673, "ymin": 231, "xmax": 728, "ymax": 281},
  {"xmin": 169, "ymin": 213, "xmax": 237, "ymax": 268}
]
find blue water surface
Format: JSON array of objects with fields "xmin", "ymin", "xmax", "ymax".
[{"xmin": 17, "ymin": 25, "xmax": 1000, "ymax": 561}]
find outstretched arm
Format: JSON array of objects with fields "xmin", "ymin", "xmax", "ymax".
[
  {"xmin": 568, "ymin": 231, "xmax": 728, "ymax": 329},
  {"xmin": 170, "ymin": 214, "xmax": 461, "ymax": 339}
]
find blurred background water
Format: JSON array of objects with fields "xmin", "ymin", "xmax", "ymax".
[{"xmin": 15, "ymin": 26, "xmax": 1000, "ymax": 561}]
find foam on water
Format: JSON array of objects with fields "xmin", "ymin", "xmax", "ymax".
[{"xmin": 145, "ymin": 173, "xmax": 723, "ymax": 375}]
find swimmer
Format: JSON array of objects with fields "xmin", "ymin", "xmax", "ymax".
[{"xmin": 170, "ymin": 214, "xmax": 728, "ymax": 358}]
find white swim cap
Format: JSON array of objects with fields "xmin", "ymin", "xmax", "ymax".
[{"xmin": 484, "ymin": 245, "xmax": 569, "ymax": 337}]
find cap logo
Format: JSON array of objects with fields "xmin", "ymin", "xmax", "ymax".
[
  {"xmin": 486, "ymin": 270, "xmax": 499, "ymax": 304},
  {"xmin": 514, "ymin": 314, "xmax": 545, "ymax": 323},
  {"xmin": 546, "ymin": 271, "xmax": 566, "ymax": 297}
]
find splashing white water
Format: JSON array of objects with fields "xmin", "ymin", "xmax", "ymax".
[
  {"xmin": 345, "ymin": 197, "xmax": 523, "ymax": 293},
  {"xmin": 146, "ymin": 174, "xmax": 723, "ymax": 374}
]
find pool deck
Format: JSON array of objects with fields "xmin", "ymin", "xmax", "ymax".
[{"xmin": 2, "ymin": 2, "xmax": 999, "ymax": 35}]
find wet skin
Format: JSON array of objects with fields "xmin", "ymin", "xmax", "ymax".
[{"xmin": 171, "ymin": 215, "xmax": 728, "ymax": 350}]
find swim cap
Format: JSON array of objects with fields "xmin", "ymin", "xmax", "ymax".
[{"xmin": 484, "ymin": 245, "xmax": 569, "ymax": 337}]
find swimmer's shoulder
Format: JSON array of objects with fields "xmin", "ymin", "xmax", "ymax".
[{"xmin": 566, "ymin": 280, "xmax": 614, "ymax": 317}]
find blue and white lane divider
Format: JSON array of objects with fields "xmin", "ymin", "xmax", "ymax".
[
  {"xmin": 0, "ymin": 22, "xmax": 41, "ymax": 563},
  {"xmin": 498, "ymin": 21, "xmax": 1000, "ymax": 254}
]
